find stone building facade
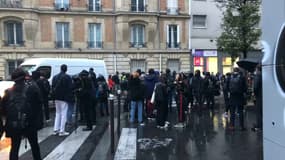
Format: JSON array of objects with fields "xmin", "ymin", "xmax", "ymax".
[{"xmin": 0, "ymin": 0, "xmax": 190, "ymax": 79}]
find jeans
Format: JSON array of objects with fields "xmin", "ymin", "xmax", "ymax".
[{"xmin": 130, "ymin": 101, "xmax": 143, "ymax": 123}]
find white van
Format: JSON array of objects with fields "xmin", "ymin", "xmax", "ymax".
[{"xmin": 20, "ymin": 58, "xmax": 108, "ymax": 82}]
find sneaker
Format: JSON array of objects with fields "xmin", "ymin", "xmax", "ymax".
[
  {"xmin": 165, "ymin": 121, "xmax": 170, "ymax": 125},
  {"xmin": 59, "ymin": 131, "xmax": 70, "ymax": 136},
  {"xmin": 46, "ymin": 119, "xmax": 52, "ymax": 123},
  {"xmin": 174, "ymin": 123, "xmax": 184, "ymax": 128},
  {"xmin": 140, "ymin": 123, "xmax": 145, "ymax": 126},
  {"xmin": 52, "ymin": 130, "xmax": 59, "ymax": 135}
]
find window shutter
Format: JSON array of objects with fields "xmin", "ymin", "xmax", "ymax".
[
  {"xmin": 177, "ymin": 25, "xmax": 180, "ymax": 44},
  {"xmin": 166, "ymin": 25, "xmax": 169, "ymax": 44}
]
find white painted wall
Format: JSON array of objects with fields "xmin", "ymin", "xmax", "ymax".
[{"xmin": 190, "ymin": 0, "xmax": 223, "ymax": 50}]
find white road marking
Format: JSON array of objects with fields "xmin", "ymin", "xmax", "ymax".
[{"xmin": 114, "ymin": 128, "xmax": 137, "ymax": 160}]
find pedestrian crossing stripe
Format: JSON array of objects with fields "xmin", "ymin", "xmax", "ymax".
[
  {"xmin": 114, "ymin": 128, "xmax": 137, "ymax": 160},
  {"xmin": 44, "ymin": 126, "xmax": 93, "ymax": 160},
  {"xmin": 0, "ymin": 126, "xmax": 54, "ymax": 160},
  {"xmin": 0, "ymin": 126, "xmax": 94, "ymax": 160}
]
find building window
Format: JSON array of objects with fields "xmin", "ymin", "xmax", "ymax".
[
  {"xmin": 130, "ymin": 60, "xmax": 145, "ymax": 73},
  {"xmin": 7, "ymin": 59, "xmax": 23, "ymax": 79},
  {"xmin": 54, "ymin": 0, "xmax": 69, "ymax": 11},
  {"xmin": 193, "ymin": 15, "xmax": 207, "ymax": 28},
  {"xmin": 0, "ymin": 0, "xmax": 23, "ymax": 8},
  {"xmin": 4, "ymin": 21, "xmax": 24, "ymax": 46},
  {"xmin": 88, "ymin": 0, "xmax": 101, "ymax": 12},
  {"xmin": 167, "ymin": 25, "xmax": 180, "ymax": 48},
  {"xmin": 167, "ymin": 59, "xmax": 180, "ymax": 73},
  {"xmin": 131, "ymin": 0, "xmax": 146, "ymax": 12},
  {"xmin": 88, "ymin": 23, "xmax": 102, "ymax": 48},
  {"xmin": 130, "ymin": 24, "xmax": 145, "ymax": 48},
  {"xmin": 55, "ymin": 22, "xmax": 71, "ymax": 48},
  {"xmin": 167, "ymin": 0, "xmax": 178, "ymax": 15}
]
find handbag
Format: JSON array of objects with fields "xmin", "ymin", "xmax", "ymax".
[{"xmin": 150, "ymin": 85, "xmax": 156, "ymax": 104}]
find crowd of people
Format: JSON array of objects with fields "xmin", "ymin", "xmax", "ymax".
[{"xmin": 0, "ymin": 63, "xmax": 263, "ymax": 160}]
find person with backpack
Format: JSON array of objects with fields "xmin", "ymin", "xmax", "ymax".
[
  {"xmin": 78, "ymin": 70, "xmax": 94, "ymax": 131},
  {"xmin": 165, "ymin": 68, "xmax": 174, "ymax": 113},
  {"xmin": 51, "ymin": 64, "xmax": 73, "ymax": 136},
  {"xmin": 0, "ymin": 68, "xmax": 42, "ymax": 160},
  {"xmin": 229, "ymin": 67, "xmax": 247, "ymax": 131},
  {"xmin": 222, "ymin": 73, "xmax": 231, "ymax": 117},
  {"xmin": 203, "ymin": 72, "xmax": 216, "ymax": 110},
  {"xmin": 96, "ymin": 75, "xmax": 109, "ymax": 116},
  {"xmin": 192, "ymin": 70, "xmax": 204, "ymax": 108}
]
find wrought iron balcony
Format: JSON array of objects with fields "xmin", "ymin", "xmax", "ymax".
[
  {"xmin": 0, "ymin": 0, "xmax": 22, "ymax": 8},
  {"xmin": 3, "ymin": 40, "xmax": 25, "ymax": 47},
  {"xmin": 88, "ymin": 4, "xmax": 102, "ymax": 12},
  {"xmin": 54, "ymin": 2, "xmax": 70, "ymax": 11},
  {"xmin": 130, "ymin": 4, "xmax": 147, "ymax": 12},
  {"xmin": 167, "ymin": 7, "xmax": 180, "ymax": 15},
  {"xmin": 129, "ymin": 42, "xmax": 147, "ymax": 48},
  {"xmin": 55, "ymin": 41, "xmax": 72, "ymax": 48},
  {"xmin": 87, "ymin": 41, "xmax": 103, "ymax": 48},
  {"xmin": 167, "ymin": 42, "xmax": 180, "ymax": 49}
]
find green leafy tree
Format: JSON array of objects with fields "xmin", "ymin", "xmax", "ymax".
[{"xmin": 217, "ymin": 0, "xmax": 261, "ymax": 61}]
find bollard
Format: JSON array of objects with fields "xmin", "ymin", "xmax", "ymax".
[
  {"xmin": 109, "ymin": 94, "xmax": 115, "ymax": 154},
  {"xmin": 117, "ymin": 90, "xmax": 121, "ymax": 136}
]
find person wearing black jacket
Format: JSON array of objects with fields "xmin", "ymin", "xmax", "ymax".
[
  {"xmin": 1, "ymin": 68, "xmax": 42, "ymax": 160},
  {"xmin": 78, "ymin": 70, "xmax": 94, "ymax": 131},
  {"xmin": 51, "ymin": 64, "xmax": 73, "ymax": 136},
  {"xmin": 154, "ymin": 75, "xmax": 168, "ymax": 128},
  {"xmin": 129, "ymin": 71, "xmax": 145, "ymax": 126},
  {"xmin": 37, "ymin": 72, "xmax": 51, "ymax": 122}
]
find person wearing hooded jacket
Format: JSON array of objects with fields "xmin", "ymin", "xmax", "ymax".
[
  {"xmin": 129, "ymin": 71, "xmax": 145, "ymax": 125},
  {"xmin": 144, "ymin": 68, "xmax": 158, "ymax": 119},
  {"xmin": 1, "ymin": 68, "xmax": 42, "ymax": 160}
]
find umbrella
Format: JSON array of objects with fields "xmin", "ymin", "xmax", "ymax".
[{"xmin": 236, "ymin": 58, "xmax": 260, "ymax": 72}]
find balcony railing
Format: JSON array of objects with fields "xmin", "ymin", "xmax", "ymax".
[
  {"xmin": 129, "ymin": 42, "xmax": 147, "ymax": 48},
  {"xmin": 0, "ymin": 0, "xmax": 22, "ymax": 8},
  {"xmin": 167, "ymin": 7, "xmax": 180, "ymax": 15},
  {"xmin": 54, "ymin": 3, "xmax": 70, "ymax": 11},
  {"xmin": 87, "ymin": 41, "xmax": 103, "ymax": 48},
  {"xmin": 167, "ymin": 42, "xmax": 180, "ymax": 49},
  {"xmin": 3, "ymin": 40, "xmax": 25, "ymax": 47},
  {"xmin": 88, "ymin": 4, "xmax": 102, "ymax": 12},
  {"xmin": 55, "ymin": 41, "xmax": 72, "ymax": 48},
  {"xmin": 130, "ymin": 4, "xmax": 147, "ymax": 12}
]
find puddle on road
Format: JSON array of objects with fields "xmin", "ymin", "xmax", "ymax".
[{"xmin": 138, "ymin": 138, "xmax": 173, "ymax": 150}]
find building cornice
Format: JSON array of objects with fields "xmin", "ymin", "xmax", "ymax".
[
  {"xmin": 0, "ymin": 49, "xmax": 190, "ymax": 54},
  {"xmin": 0, "ymin": 8, "xmax": 190, "ymax": 18}
]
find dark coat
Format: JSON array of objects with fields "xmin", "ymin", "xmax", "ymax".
[
  {"xmin": 1, "ymin": 82, "xmax": 43, "ymax": 137},
  {"xmin": 129, "ymin": 77, "xmax": 145, "ymax": 101},
  {"xmin": 144, "ymin": 74, "xmax": 158, "ymax": 99},
  {"xmin": 230, "ymin": 73, "xmax": 247, "ymax": 106},
  {"xmin": 192, "ymin": 75, "xmax": 204, "ymax": 96},
  {"xmin": 52, "ymin": 72, "xmax": 73, "ymax": 102}
]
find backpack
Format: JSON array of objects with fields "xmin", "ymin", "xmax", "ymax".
[
  {"xmin": 6, "ymin": 84, "xmax": 32, "ymax": 131},
  {"xmin": 229, "ymin": 75, "xmax": 242, "ymax": 94}
]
